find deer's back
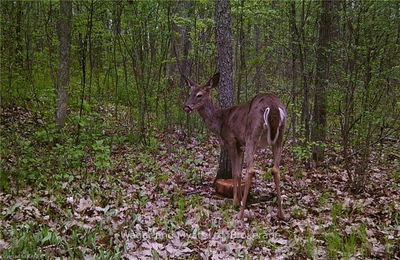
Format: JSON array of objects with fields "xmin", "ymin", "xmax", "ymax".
[
  {"xmin": 248, "ymin": 93, "xmax": 286, "ymax": 128},
  {"xmin": 218, "ymin": 93, "xmax": 285, "ymax": 146}
]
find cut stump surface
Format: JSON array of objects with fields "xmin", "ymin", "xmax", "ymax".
[{"xmin": 215, "ymin": 179, "xmax": 246, "ymax": 198}]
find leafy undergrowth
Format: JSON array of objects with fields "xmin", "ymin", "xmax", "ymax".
[{"xmin": 1, "ymin": 106, "xmax": 399, "ymax": 259}]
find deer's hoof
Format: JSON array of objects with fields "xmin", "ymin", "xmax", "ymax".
[
  {"xmin": 277, "ymin": 211, "xmax": 286, "ymax": 220},
  {"xmin": 239, "ymin": 209, "xmax": 244, "ymax": 219}
]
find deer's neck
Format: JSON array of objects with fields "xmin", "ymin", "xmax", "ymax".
[{"xmin": 198, "ymin": 99, "xmax": 221, "ymax": 136}]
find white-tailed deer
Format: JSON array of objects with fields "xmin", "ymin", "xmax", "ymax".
[{"xmin": 183, "ymin": 73, "xmax": 286, "ymax": 219}]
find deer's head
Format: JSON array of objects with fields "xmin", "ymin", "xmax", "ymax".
[{"xmin": 182, "ymin": 73, "xmax": 220, "ymax": 113}]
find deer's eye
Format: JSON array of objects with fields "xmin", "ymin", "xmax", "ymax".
[{"xmin": 196, "ymin": 93, "xmax": 203, "ymax": 98}]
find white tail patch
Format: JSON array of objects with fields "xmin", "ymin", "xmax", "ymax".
[
  {"xmin": 263, "ymin": 107, "xmax": 285, "ymax": 145},
  {"xmin": 263, "ymin": 107, "xmax": 272, "ymax": 144},
  {"xmin": 279, "ymin": 107, "xmax": 286, "ymax": 123}
]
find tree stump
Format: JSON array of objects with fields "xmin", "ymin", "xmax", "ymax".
[{"xmin": 215, "ymin": 179, "xmax": 246, "ymax": 198}]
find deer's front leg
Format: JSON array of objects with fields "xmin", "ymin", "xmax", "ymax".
[
  {"xmin": 227, "ymin": 145, "xmax": 243, "ymax": 206},
  {"xmin": 239, "ymin": 144, "xmax": 256, "ymax": 219}
]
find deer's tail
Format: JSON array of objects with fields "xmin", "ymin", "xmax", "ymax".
[{"xmin": 263, "ymin": 107, "xmax": 285, "ymax": 145}]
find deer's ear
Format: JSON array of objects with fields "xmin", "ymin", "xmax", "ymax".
[
  {"xmin": 182, "ymin": 75, "xmax": 196, "ymax": 88},
  {"xmin": 205, "ymin": 72, "xmax": 220, "ymax": 89}
]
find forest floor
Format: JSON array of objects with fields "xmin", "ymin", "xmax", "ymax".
[{"xmin": 0, "ymin": 105, "xmax": 399, "ymax": 259}]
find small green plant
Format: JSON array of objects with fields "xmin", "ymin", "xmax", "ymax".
[
  {"xmin": 355, "ymin": 224, "xmax": 369, "ymax": 256},
  {"xmin": 188, "ymin": 194, "xmax": 202, "ymax": 207},
  {"xmin": 331, "ymin": 202, "xmax": 345, "ymax": 223},
  {"xmin": 293, "ymin": 140, "xmax": 327, "ymax": 162},
  {"xmin": 392, "ymin": 171, "xmax": 400, "ymax": 182},
  {"xmin": 304, "ymin": 231, "xmax": 316, "ymax": 258},
  {"xmin": 393, "ymin": 209, "xmax": 400, "ymax": 226},
  {"xmin": 263, "ymin": 168, "xmax": 272, "ymax": 181},
  {"xmin": 183, "ymin": 158, "xmax": 203, "ymax": 185},
  {"xmin": 136, "ymin": 152, "xmax": 157, "ymax": 172},
  {"xmin": 3, "ymin": 224, "xmax": 66, "ymax": 258},
  {"xmin": 33, "ymin": 129, "xmax": 53, "ymax": 144},
  {"xmin": 324, "ymin": 229, "xmax": 344, "ymax": 259},
  {"xmin": 0, "ymin": 169, "xmax": 10, "ymax": 192},
  {"xmin": 293, "ymin": 145, "xmax": 311, "ymax": 162},
  {"xmin": 174, "ymin": 197, "xmax": 186, "ymax": 223},
  {"xmin": 220, "ymin": 200, "xmax": 235, "ymax": 222},
  {"xmin": 197, "ymin": 132, "xmax": 208, "ymax": 142},
  {"xmin": 136, "ymin": 190, "xmax": 148, "ymax": 206},
  {"xmin": 54, "ymin": 140, "xmax": 85, "ymax": 170},
  {"xmin": 318, "ymin": 191, "xmax": 331, "ymax": 206},
  {"xmin": 292, "ymin": 207, "xmax": 306, "ymax": 219},
  {"xmin": 92, "ymin": 140, "xmax": 111, "ymax": 169},
  {"xmin": 251, "ymin": 226, "xmax": 268, "ymax": 249},
  {"xmin": 323, "ymin": 226, "xmax": 367, "ymax": 259},
  {"xmin": 146, "ymin": 136, "xmax": 160, "ymax": 152},
  {"xmin": 294, "ymin": 168, "xmax": 303, "ymax": 179},
  {"xmin": 332, "ymin": 143, "xmax": 342, "ymax": 152}
]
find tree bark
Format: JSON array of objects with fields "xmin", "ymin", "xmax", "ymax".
[
  {"xmin": 254, "ymin": 24, "xmax": 262, "ymax": 92},
  {"xmin": 87, "ymin": 0, "xmax": 94, "ymax": 104},
  {"xmin": 311, "ymin": 0, "xmax": 333, "ymax": 163},
  {"xmin": 289, "ymin": 1, "xmax": 298, "ymax": 140},
  {"xmin": 15, "ymin": 1, "xmax": 23, "ymax": 69},
  {"xmin": 300, "ymin": 0, "xmax": 310, "ymax": 144},
  {"xmin": 236, "ymin": 0, "xmax": 246, "ymax": 104},
  {"xmin": 168, "ymin": 1, "xmax": 192, "ymax": 132},
  {"xmin": 55, "ymin": 0, "xmax": 72, "ymax": 129},
  {"xmin": 215, "ymin": 0, "xmax": 234, "ymax": 179}
]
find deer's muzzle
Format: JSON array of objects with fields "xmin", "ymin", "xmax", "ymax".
[{"xmin": 183, "ymin": 105, "xmax": 193, "ymax": 113}]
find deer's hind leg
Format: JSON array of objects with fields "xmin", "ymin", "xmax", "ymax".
[{"xmin": 271, "ymin": 133, "xmax": 284, "ymax": 219}]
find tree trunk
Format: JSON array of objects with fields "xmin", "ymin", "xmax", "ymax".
[
  {"xmin": 235, "ymin": 0, "xmax": 244, "ymax": 104},
  {"xmin": 253, "ymin": 24, "xmax": 262, "ymax": 92},
  {"xmin": 299, "ymin": 0, "xmax": 310, "ymax": 145},
  {"xmin": 45, "ymin": 1, "xmax": 57, "ymax": 86},
  {"xmin": 289, "ymin": 1, "xmax": 298, "ymax": 140},
  {"xmin": 215, "ymin": 0, "xmax": 234, "ymax": 179},
  {"xmin": 311, "ymin": 0, "xmax": 333, "ymax": 163},
  {"xmin": 15, "ymin": 1, "xmax": 23, "ymax": 69},
  {"xmin": 87, "ymin": 0, "xmax": 94, "ymax": 104},
  {"xmin": 55, "ymin": 0, "xmax": 72, "ymax": 129},
  {"xmin": 168, "ymin": 1, "xmax": 192, "ymax": 132}
]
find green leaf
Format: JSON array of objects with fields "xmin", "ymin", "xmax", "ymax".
[{"xmin": 42, "ymin": 232, "xmax": 52, "ymax": 244}]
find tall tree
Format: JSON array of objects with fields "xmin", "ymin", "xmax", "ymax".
[
  {"xmin": 311, "ymin": 0, "xmax": 333, "ymax": 163},
  {"xmin": 289, "ymin": 1, "xmax": 298, "ymax": 140},
  {"xmin": 300, "ymin": 0, "xmax": 311, "ymax": 145},
  {"xmin": 253, "ymin": 23, "xmax": 263, "ymax": 92},
  {"xmin": 236, "ymin": 0, "xmax": 246, "ymax": 103},
  {"xmin": 55, "ymin": 0, "xmax": 72, "ymax": 129},
  {"xmin": 215, "ymin": 0, "xmax": 234, "ymax": 179},
  {"xmin": 168, "ymin": 1, "xmax": 192, "ymax": 131}
]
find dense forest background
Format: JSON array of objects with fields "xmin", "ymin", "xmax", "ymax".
[{"xmin": 0, "ymin": 0, "xmax": 399, "ymax": 258}]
